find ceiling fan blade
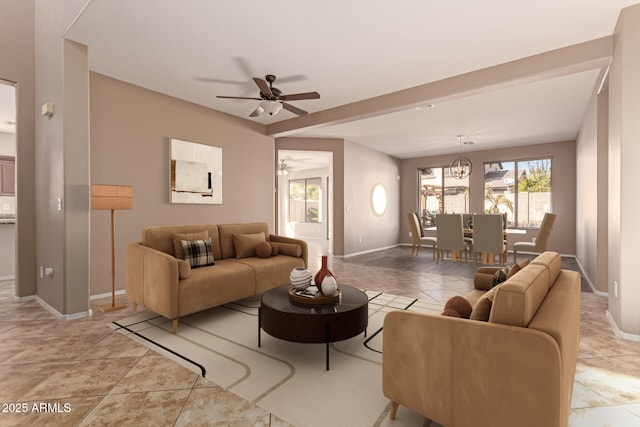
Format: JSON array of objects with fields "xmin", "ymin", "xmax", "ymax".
[
  {"xmin": 253, "ymin": 77, "xmax": 273, "ymax": 98},
  {"xmin": 281, "ymin": 102, "xmax": 308, "ymax": 116},
  {"xmin": 249, "ymin": 106, "xmax": 264, "ymax": 117},
  {"xmin": 280, "ymin": 91, "xmax": 320, "ymax": 101},
  {"xmin": 216, "ymin": 95, "xmax": 262, "ymax": 100}
]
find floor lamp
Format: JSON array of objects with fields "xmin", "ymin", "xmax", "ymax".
[{"xmin": 91, "ymin": 184, "xmax": 133, "ymax": 312}]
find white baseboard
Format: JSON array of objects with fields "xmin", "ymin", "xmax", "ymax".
[
  {"xmin": 342, "ymin": 244, "xmax": 401, "ymax": 258},
  {"xmin": 0, "ymin": 275, "xmax": 15, "ymax": 281},
  {"xmin": 90, "ymin": 289, "xmax": 125, "ymax": 300},
  {"xmin": 35, "ymin": 296, "xmax": 90, "ymax": 320},
  {"xmin": 14, "ymin": 294, "xmax": 35, "ymax": 302},
  {"xmin": 607, "ymin": 310, "xmax": 640, "ymax": 342}
]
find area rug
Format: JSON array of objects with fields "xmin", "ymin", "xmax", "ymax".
[{"xmin": 111, "ymin": 290, "xmax": 443, "ymax": 427}]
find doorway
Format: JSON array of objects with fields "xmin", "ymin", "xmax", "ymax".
[
  {"xmin": 276, "ymin": 150, "xmax": 333, "ymax": 256},
  {"xmin": 0, "ymin": 80, "xmax": 17, "ymax": 282}
]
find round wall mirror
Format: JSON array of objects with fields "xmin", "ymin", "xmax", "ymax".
[{"xmin": 371, "ymin": 183, "xmax": 387, "ymax": 216}]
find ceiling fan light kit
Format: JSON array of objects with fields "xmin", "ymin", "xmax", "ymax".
[
  {"xmin": 449, "ymin": 135, "xmax": 472, "ymax": 180},
  {"xmin": 260, "ymin": 100, "xmax": 282, "ymax": 116},
  {"xmin": 217, "ymin": 74, "xmax": 320, "ymax": 118},
  {"xmin": 277, "ymin": 159, "xmax": 289, "ymax": 176}
]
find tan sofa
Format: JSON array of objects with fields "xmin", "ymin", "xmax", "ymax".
[
  {"xmin": 125, "ymin": 222, "xmax": 307, "ymax": 333},
  {"xmin": 382, "ymin": 251, "xmax": 580, "ymax": 427}
]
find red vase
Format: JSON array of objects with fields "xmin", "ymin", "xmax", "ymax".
[{"xmin": 314, "ymin": 255, "xmax": 335, "ymax": 288}]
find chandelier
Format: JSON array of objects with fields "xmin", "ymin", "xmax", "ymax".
[{"xmin": 449, "ymin": 135, "xmax": 472, "ymax": 179}]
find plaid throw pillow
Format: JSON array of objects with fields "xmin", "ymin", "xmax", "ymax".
[{"xmin": 181, "ymin": 238, "xmax": 215, "ymax": 268}]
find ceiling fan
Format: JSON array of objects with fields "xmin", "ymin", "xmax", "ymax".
[{"xmin": 217, "ymin": 74, "xmax": 320, "ymax": 117}]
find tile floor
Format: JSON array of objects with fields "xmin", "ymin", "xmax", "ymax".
[{"xmin": 0, "ymin": 244, "xmax": 639, "ymax": 426}]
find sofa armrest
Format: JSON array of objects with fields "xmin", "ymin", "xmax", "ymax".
[
  {"xmin": 125, "ymin": 242, "xmax": 180, "ymax": 320},
  {"xmin": 270, "ymin": 234, "xmax": 308, "ymax": 267},
  {"xmin": 383, "ymin": 310, "xmax": 565, "ymax": 427},
  {"xmin": 474, "ymin": 266, "xmax": 501, "ymax": 290}
]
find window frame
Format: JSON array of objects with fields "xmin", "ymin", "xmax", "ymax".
[
  {"xmin": 483, "ymin": 157, "xmax": 552, "ymax": 229},
  {"xmin": 417, "ymin": 166, "xmax": 470, "ymax": 227},
  {"xmin": 288, "ymin": 177, "xmax": 322, "ymax": 224}
]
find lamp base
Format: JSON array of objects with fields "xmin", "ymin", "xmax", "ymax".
[{"xmin": 100, "ymin": 303, "xmax": 127, "ymax": 313}]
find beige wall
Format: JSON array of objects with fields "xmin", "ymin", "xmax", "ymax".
[
  {"xmin": 0, "ymin": 0, "xmax": 36, "ymax": 297},
  {"xmin": 90, "ymin": 73, "xmax": 274, "ymax": 295},
  {"xmin": 575, "ymin": 84, "xmax": 609, "ymax": 293},
  {"xmin": 400, "ymin": 140, "xmax": 577, "ymax": 255},
  {"xmin": 343, "ymin": 140, "xmax": 401, "ymax": 255},
  {"xmin": 608, "ymin": 4, "xmax": 640, "ymax": 337},
  {"xmin": 34, "ymin": 0, "xmax": 90, "ymax": 314}
]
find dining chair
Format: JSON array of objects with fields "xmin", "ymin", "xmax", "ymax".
[
  {"xmin": 472, "ymin": 214, "xmax": 507, "ymax": 265},
  {"xmin": 407, "ymin": 212, "xmax": 437, "ymax": 259},
  {"xmin": 513, "ymin": 212, "xmax": 556, "ymax": 264},
  {"xmin": 435, "ymin": 214, "xmax": 470, "ymax": 265}
]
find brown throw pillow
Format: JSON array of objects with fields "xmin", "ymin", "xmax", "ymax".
[
  {"xmin": 256, "ymin": 240, "xmax": 272, "ymax": 258},
  {"xmin": 269, "ymin": 242, "xmax": 279, "ymax": 256},
  {"xmin": 517, "ymin": 259, "xmax": 530, "ymax": 270},
  {"xmin": 470, "ymin": 286, "xmax": 499, "ymax": 321},
  {"xmin": 232, "ymin": 232, "xmax": 266, "ymax": 258},
  {"xmin": 172, "ymin": 230, "xmax": 209, "ymax": 260},
  {"xmin": 442, "ymin": 308, "xmax": 462, "ymax": 317},
  {"xmin": 506, "ymin": 263, "xmax": 521, "ymax": 279},
  {"xmin": 444, "ymin": 296, "xmax": 472, "ymax": 319}
]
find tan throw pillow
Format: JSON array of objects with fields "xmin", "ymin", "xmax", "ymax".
[
  {"xmin": 470, "ymin": 286, "xmax": 499, "ymax": 321},
  {"xmin": 232, "ymin": 232, "xmax": 266, "ymax": 258},
  {"xmin": 276, "ymin": 242, "xmax": 302, "ymax": 258},
  {"xmin": 173, "ymin": 230, "xmax": 209, "ymax": 260}
]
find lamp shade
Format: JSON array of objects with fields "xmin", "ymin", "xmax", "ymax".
[
  {"xmin": 91, "ymin": 185, "xmax": 133, "ymax": 210},
  {"xmin": 260, "ymin": 100, "xmax": 282, "ymax": 116}
]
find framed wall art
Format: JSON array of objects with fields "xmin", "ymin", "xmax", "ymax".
[{"xmin": 170, "ymin": 138, "xmax": 222, "ymax": 204}]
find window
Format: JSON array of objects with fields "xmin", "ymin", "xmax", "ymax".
[
  {"xmin": 0, "ymin": 156, "xmax": 15, "ymax": 196},
  {"xmin": 418, "ymin": 167, "xmax": 470, "ymax": 226},
  {"xmin": 289, "ymin": 178, "xmax": 322, "ymax": 223},
  {"xmin": 484, "ymin": 158, "xmax": 551, "ymax": 228}
]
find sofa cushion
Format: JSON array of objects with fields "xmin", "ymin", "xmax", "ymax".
[
  {"xmin": 172, "ymin": 230, "xmax": 209, "ymax": 260},
  {"xmin": 256, "ymin": 240, "xmax": 272, "ymax": 258},
  {"xmin": 489, "ymin": 264, "xmax": 550, "ymax": 327},
  {"xmin": 182, "ymin": 238, "xmax": 215, "ymax": 268},
  {"xmin": 231, "ymin": 255, "xmax": 305, "ymax": 294},
  {"xmin": 233, "ymin": 232, "xmax": 266, "ymax": 259}
]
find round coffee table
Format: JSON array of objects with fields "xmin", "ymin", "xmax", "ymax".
[{"xmin": 259, "ymin": 285, "xmax": 368, "ymax": 370}]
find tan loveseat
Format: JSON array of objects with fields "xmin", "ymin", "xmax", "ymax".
[
  {"xmin": 125, "ymin": 223, "xmax": 307, "ymax": 333},
  {"xmin": 382, "ymin": 252, "xmax": 580, "ymax": 427}
]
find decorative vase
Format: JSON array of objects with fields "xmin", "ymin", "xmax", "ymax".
[
  {"xmin": 321, "ymin": 275, "xmax": 338, "ymax": 297},
  {"xmin": 314, "ymin": 255, "xmax": 335, "ymax": 289},
  {"xmin": 290, "ymin": 267, "xmax": 312, "ymax": 290}
]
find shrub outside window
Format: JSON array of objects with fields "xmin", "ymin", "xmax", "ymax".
[
  {"xmin": 289, "ymin": 178, "xmax": 322, "ymax": 223},
  {"xmin": 484, "ymin": 158, "xmax": 551, "ymax": 228}
]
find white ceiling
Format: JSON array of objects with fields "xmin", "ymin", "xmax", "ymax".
[{"xmin": 31, "ymin": 1, "xmax": 640, "ymax": 160}]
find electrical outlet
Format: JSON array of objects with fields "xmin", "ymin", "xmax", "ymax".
[
  {"xmin": 39, "ymin": 266, "xmax": 43, "ymax": 279},
  {"xmin": 614, "ymin": 281, "xmax": 619, "ymax": 298},
  {"xmin": 409, "ymin": 232, "xmax": 413, "ymax": 237}
]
